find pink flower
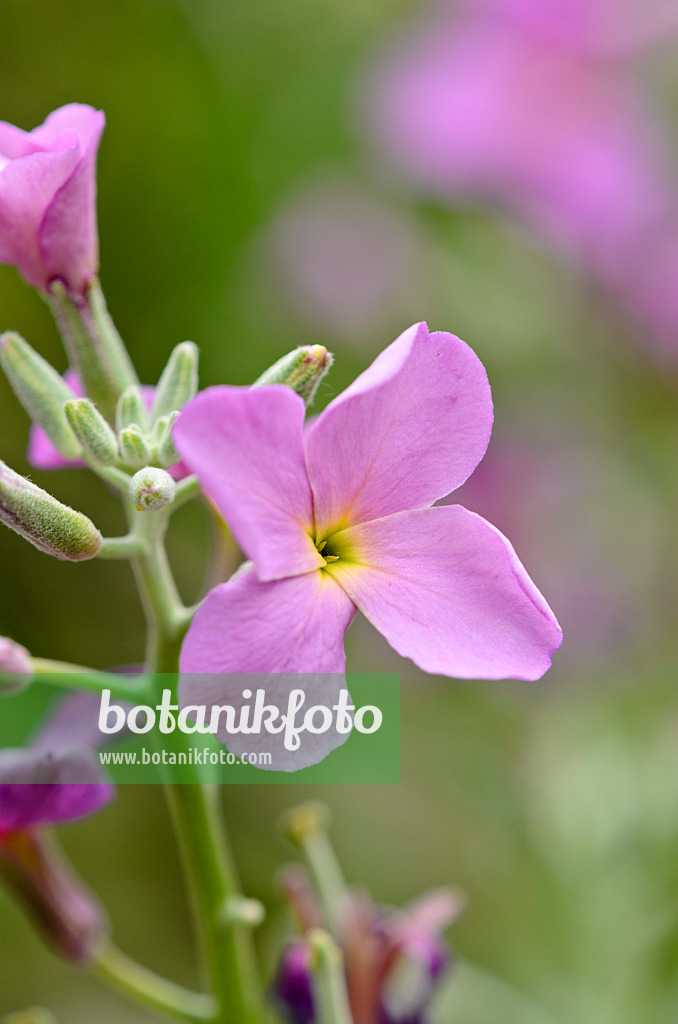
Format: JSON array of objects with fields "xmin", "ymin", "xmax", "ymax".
[
  {"xmin": 0, "ymin": 104, "xmax": 104, "ymax": 295},
  {"xmin": 174, "ymin": 323, "xmax": 562, "ymax": 680},
  {"xmin": 367, "ymin": 1, "xmax": 678, "ymax": 362},
  {"xmin": 368, "ymin": 3, "xmax": 673, "ymax": 282}
]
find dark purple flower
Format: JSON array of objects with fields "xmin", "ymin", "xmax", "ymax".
[{"xmin": 274, "ymin": 878, "xmax": 463, "ymax": 1024}]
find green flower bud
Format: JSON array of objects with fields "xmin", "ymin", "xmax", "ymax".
[
  {"xmin": 252, "ymin": 345, "xmax": 333, "ymax": 406},
  {"xmin": 49, "ymin": 279, "xmax": 139, "ymax": 422},
  {"xmin": 0, "ymin": 333, "xmax": 82, "ymax": 460},
  {"xmin": 0, "ymin": 460, "xmax": 102, "ymax": 560},
  {"xmin": 64, "ymin": 399, "xmax": 119, "ymax": 466},
  {"xmin": 0, "ymin": 637, "xmax": 33, "ymax": 696},
  {"xmin": 151, "ymin": 341, "xmax": 199, "ymax": 422},
  {"xmin": 130, "ymin": 467, "xmax": 176, "ymax": 512},
  {"xmin": 118, "ymin": 425, "xmax": 152, "ymax": 469},
  {"xmin": 152, "ymin": 411, "xmax": 180, "ymax": 468},
  {"xmin": 115, "ymin": 384, "xmax": 149, "ymax": 434}
]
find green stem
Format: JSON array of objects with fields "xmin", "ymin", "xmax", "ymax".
[
  {"xmin": 308, "ymin": 930, "xmax": 354, "ymax": 1024},
  {"xmin": 31, "ymin": 658, "xmax": 150, "ymax": 701},
  {"xmin": 171, "ymin": 474, "xmax": 201, "ymax": 510},
  {"xmin": 129, "ymin": 507, "xmax": 265, "ymax": 1024},
  {"xmin": 94, "ymin": 945, "xmax": 216, "ymax": 1023},
  {"xmin": 98, "ymin": 534, "xmax": 145, "ymax": 559}
]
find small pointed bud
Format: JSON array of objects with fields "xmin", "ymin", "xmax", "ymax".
[
  {"xmin": 280, "ymin": 801, "xmax": 332, "ymax": 850},
  {"xmin": 64, "ymin": 399, "xmax": 119, "ymax": 466},
  {"xmin": 153, "ymin": 411, "xmax": 181, "ymax": 467},
  {"xmin": 0, "ymin": 460, "xmax": 102, "ymax": 560},
  {"xmin": 0, "ymin": 333, "xmax": 82, "ymax": 460},
  {"xmin": 115, "ymin": 384, "xmax": 149, "ymax": 434},
  {"xmin": 48, "ymin": 279, "xmax": 139, "ymax": 422},
  {"xmin": 118, "ymin": 425, "xmax": 152, "ymax": 469},
  {"xmin": 151, "ymin": 341, "xmax": 199, "ymax": 422},
  {"xmin": 252, "ymin": 346, "xmax": 333, "ymax": 407},
  {"xmin": 0, "ymin": 637, "xmax": 33, "ymax": 696},
  {"xmin": 0, "ymin": 831, "xmax": 108, "ymax": 965},
  {"xmin": 129, "ymin": 467, "xmax": 176, "ymax": 512}
]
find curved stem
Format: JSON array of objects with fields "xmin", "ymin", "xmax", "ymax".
[
  {"xmin": 31, "ymin": 658, "xmax": 150, "ymax": 701},
  {"xmin": 94, "ymin": 945, "xmax": 216, "ymax": 1022}
]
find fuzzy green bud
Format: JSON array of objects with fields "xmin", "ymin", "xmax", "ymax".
[
  {"xmin": 0, "ymin": 333, "xmax": 82, "ymax": 460},
  {"xmin": 118, "ymin": 426, "xmax": 152, "ymax": 469},
  {"xmin": 152, "ymin": 411, "xmax": 180, "ymax": 467},
  {"xmin": 115, "ymin": 384, "xmax": 149, "ymax": 434},
  {"xmin": 252, "ymin": 345, "xmax": 333, "ymax": 406},
  {"xmin": 151, "ymin": 341, "xmax": 199, "ymax": 422},
  {"xmin": 0, "ymin": 637, "xmax": 33, "ymax": 696},
  {"xmin": 49, "ymin": 279, "xmax": 139, "ymax": 422},
  {"xmin": 64, "ymin": 399, "xmax": 119, "ymax": 466},
  {"xmin": 0, "ymin": 460, "xmax": 102, "ymax": 560},
  {"xmin": 130, "ymin": 467, "xmax": 176, "ymax": 512}
]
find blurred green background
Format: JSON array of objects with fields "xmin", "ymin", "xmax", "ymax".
[{"xmin": 2, "ymin": 1, "xmax": 678, "ymax": 1021}]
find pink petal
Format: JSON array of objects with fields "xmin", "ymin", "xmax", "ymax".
[
  {"xmin": 39, "ymin": 108, "xmax": 104, "ymax": 293},
  {"xmin": 0, "ymin": 148, "xmax": 79, "ymax": 290},
  {"xmin": 305, "ymin": 323, "xmax": 493, "ymax": 538},
  {"xmin": 31, "ymin": 104, "xmax": 104, "ymax": 150},
  {"xmin": 179, "ymin": 567, "xmax": 355, "ymax": 674},
  {"xmin": 179, "ymin": 672, "xmax": 353, "ymax": 771},
  {"xmin": 327, "ymin": 505, "xmax": 562, "ymax": 680},
  {"xmin": 174, "ymin": 386, "xmax": 325, "ymax": 581},
  {"xmin": 0, "ymin": 122, "xmax": 44, "ymax": 161}
]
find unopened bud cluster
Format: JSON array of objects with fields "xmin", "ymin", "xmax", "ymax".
[{"xmin": 0, "ymin": 334, "xmax": 198, "ymax": 473}]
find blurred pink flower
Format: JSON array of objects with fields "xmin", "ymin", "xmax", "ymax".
[
  {"xmin": 175, "ymin": 322, "xmax": 562, "ymax": 680},
  {"xmin": 368, "ymin": 0, "xmax": 678, "ymax": 355},
  {"xmin": 264, "ymin": 176, "xmax": 427, "ymax": 339},
  {"xmin": 0, "ymin": 104, "xmax": 104, "ymax": 295}
]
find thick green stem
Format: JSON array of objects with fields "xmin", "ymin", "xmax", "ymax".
[{"xmin": 94, "ymin": 945, "xmax": 216, "ymax": 1023}]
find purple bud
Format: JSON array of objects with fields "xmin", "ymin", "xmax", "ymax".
[
  {"xmin": 0, "ymin": 829, "xmax": 108, "ymax": 964},
  {"xmin": 273, "ymin": 941, "xmax": 316, "ymax": 1024}
]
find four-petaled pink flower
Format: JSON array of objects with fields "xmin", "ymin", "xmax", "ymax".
[
  {"xmin": 174, "ymin": 323, "xmax": 562, "ymax": 680},
  {"xmin": 0, "ymin": 103, "xmax": 104, "ymax": 295}
]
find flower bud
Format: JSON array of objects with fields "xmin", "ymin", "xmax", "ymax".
[
  {"xmin": 0, "ymin": 830, "xmax": 108, "ymax": 965},
  {"xmin": 0, "ymin": 460, "xmax": 102, "ymax": 560},
  {"xmin": 116, "ymin": 384, "xmax": 149, "ymax": 434},
  {"xmin": 64, "ymin": 399, "xmax": 119, "ymax": 466},
  {"xmin": 151, "ymin": 341, "xmax": 199, "ymax": 422},
  {"xmin": 0, "ymin": 637, "xmax": 33, "ymax": 696},
  {"xmin": 118, "ymin": 425, "xmax": 152, "ymax": 469},
  {"xmin": 280, "ymin": 801, "xmax": 332, "ymax": 849},
  {"xmin": 252, "ymin": 346, "xmax": 333, "ymax": 407},
  {"xmin": 152, "ymin": 411, "xmax": 180, "ymax": 467},
  {"xmin": 129, "ymin": 467, "xmax": 176, "ymax": 512},
  {"xmin": 0, "ymin": 333, "xmax": 82, "ymax": 460},
  {"xmin": 49, "ymin": 279, "xmax": 138, "ymax": 422}
]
